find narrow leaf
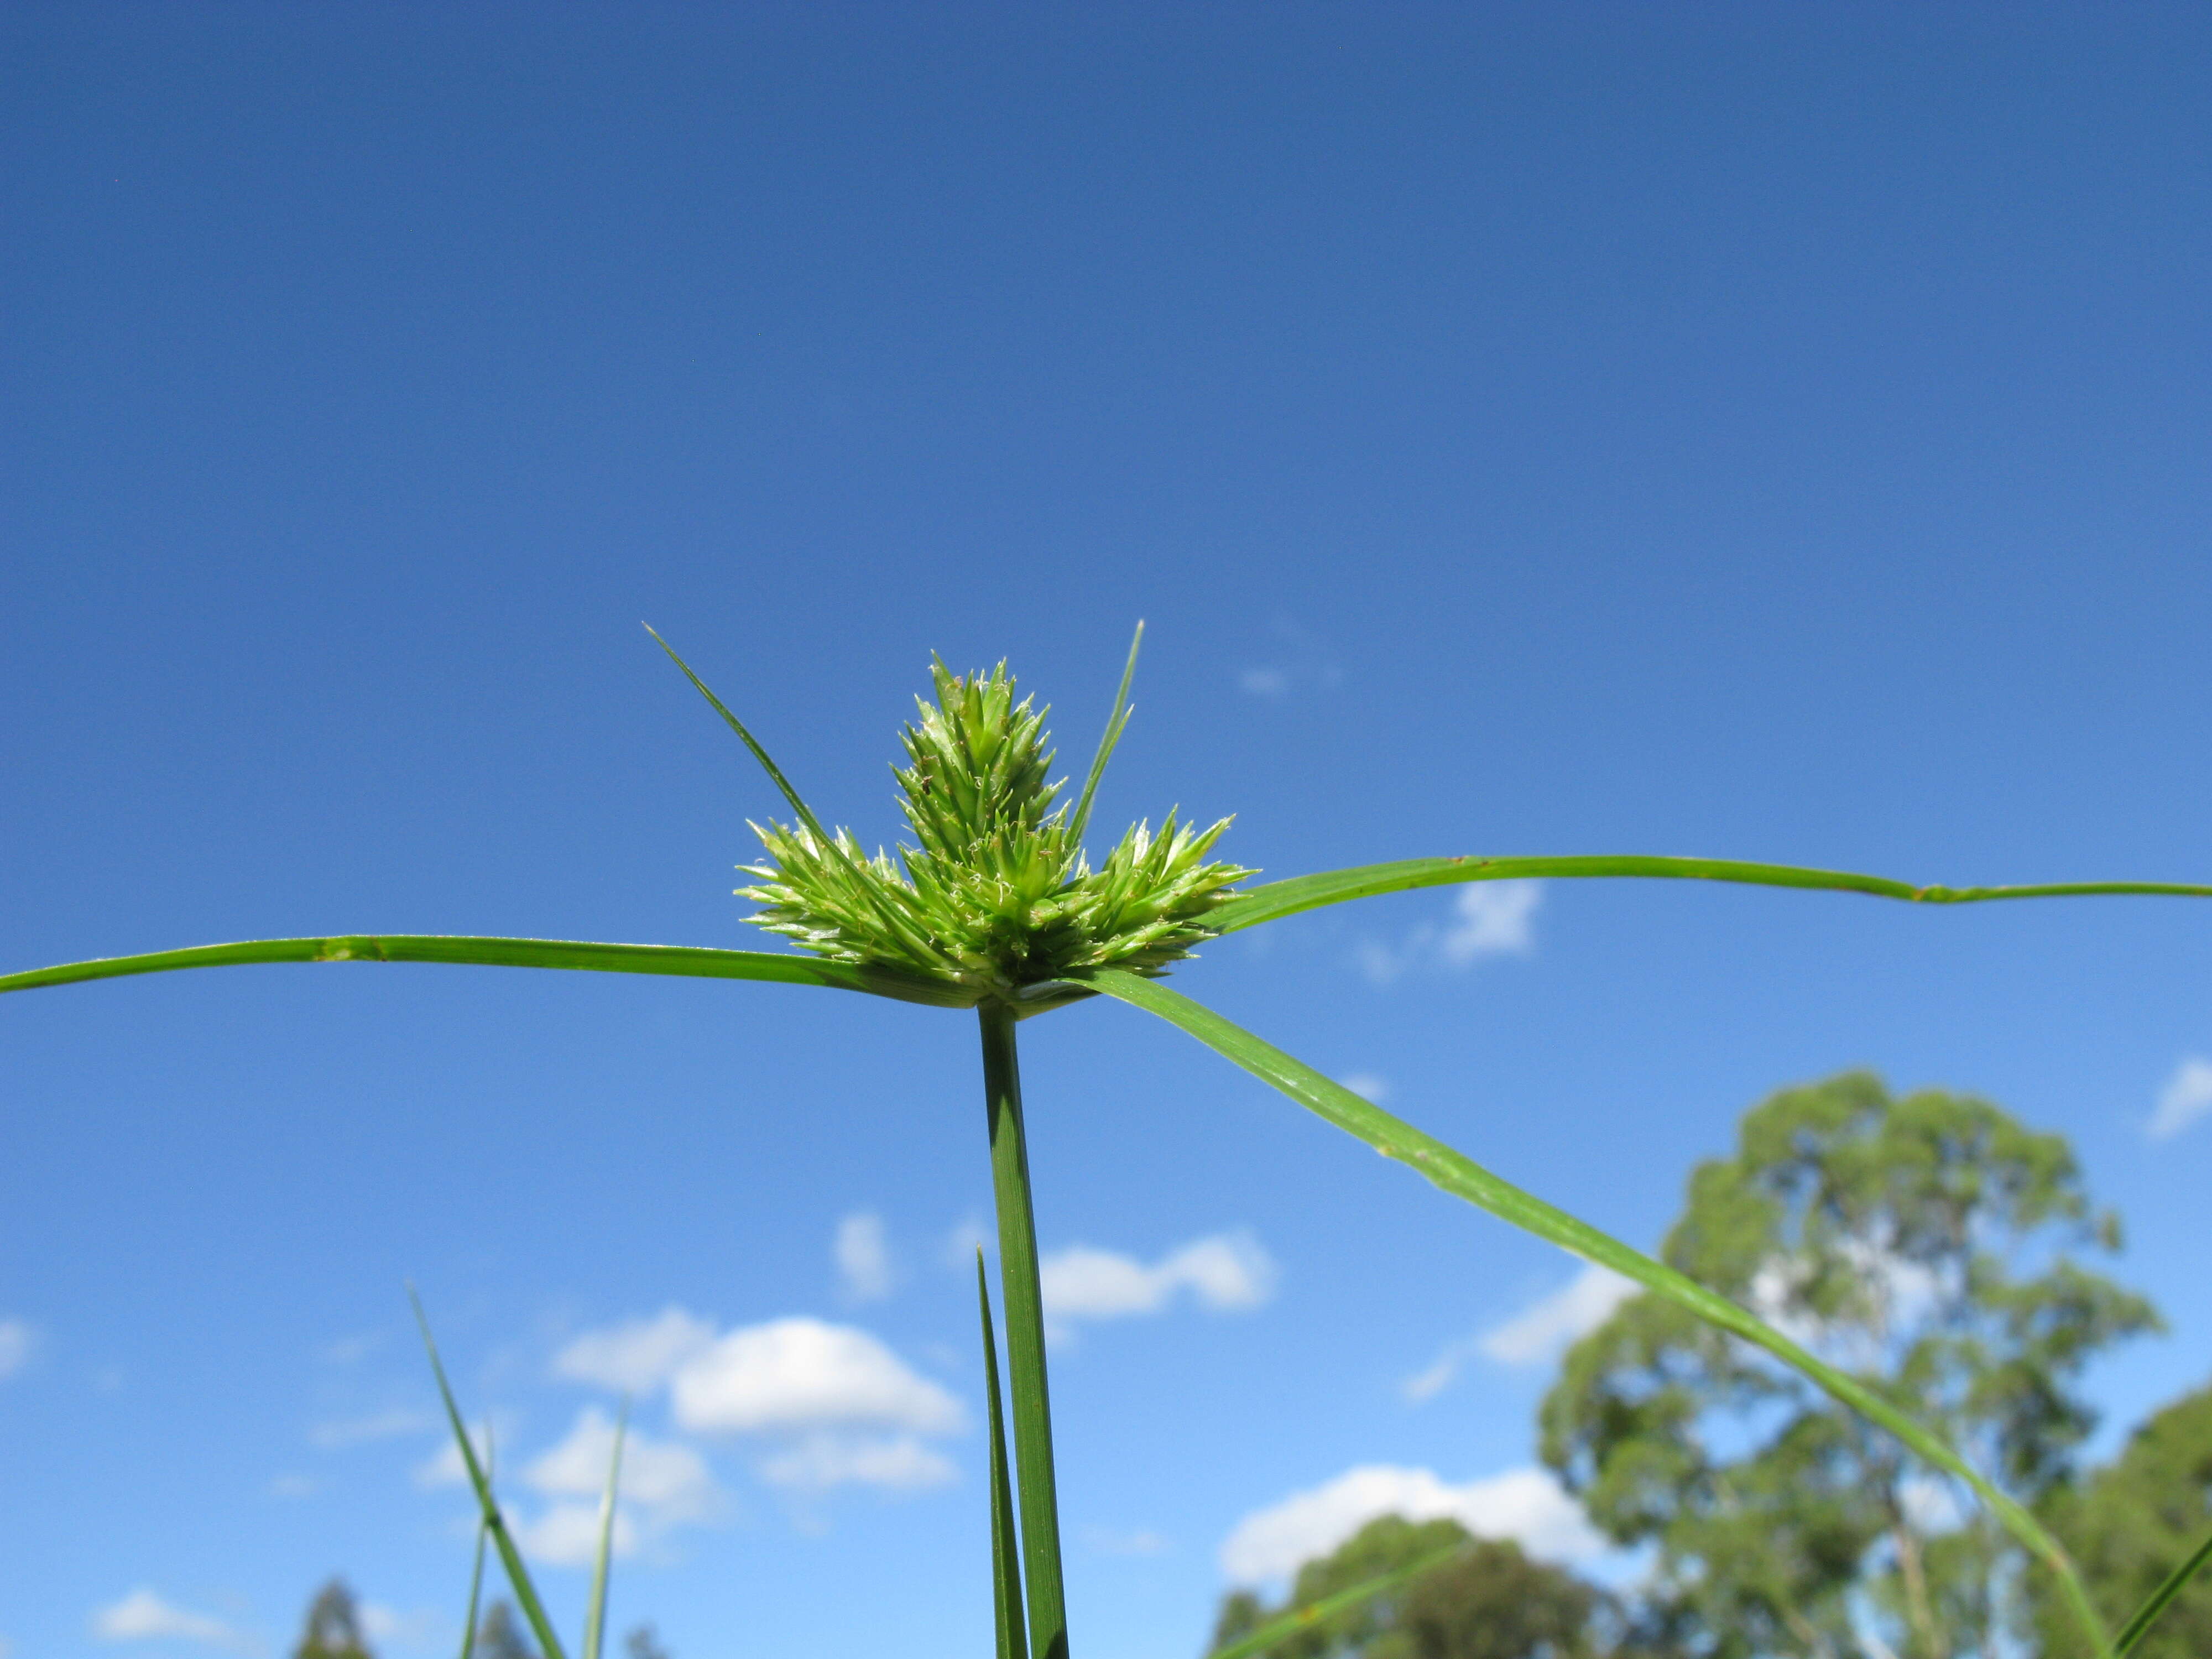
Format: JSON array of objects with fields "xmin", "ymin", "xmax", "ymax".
[
  {"xmin": 645, "ymin": 625, "xmax": 834, "ymax": 846},
  {"xmin": 582, "ymin": 1400, "xmax": 628, "ymax": 1659},
  {"xmin": 1068, "ymin": 621, "xmax": 1143, "ymax": 843},
  {"xmin": 0, "ymin": 935, "xmax": 973, "ymax": 1008},
  {"xmin": 1074, "ymin": 968, "xmax": 2116, "ymax": 1659},
  {"xmin": 411, "ymin": 1290, "xmax": 573, "ymax": 1659},
  {"xmin": 2115, "ymin": 1522, "xmax": 2212, "ymax": 1655},
  {"xmin": 1206, "ymin": 1541, "xmax": 1464, "ymax": 1659},
  {"xmin": 977, "ymin": 1251, "xmax": 1029, "ymax": 1659},
  {"xmin": 458, "ymin": 1521, "xmax": 487, "ymax": 1659},
  {"xmin": 1210, "ymin": 854, "xmax": 2212, "ymax": 936}
]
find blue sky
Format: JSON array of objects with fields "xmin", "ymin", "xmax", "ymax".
[{"xmin": 4, "ymin": 6, "xmax": 2211, "ymax": 1657}]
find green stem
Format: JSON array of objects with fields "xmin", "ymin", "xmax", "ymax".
[{"xmin": 979, "ymin": 1001, "xmax": 1070, "ymax": 1659}]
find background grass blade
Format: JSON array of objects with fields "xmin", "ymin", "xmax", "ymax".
[
  {"xmin": 0, "ymin": 935, "xmax": 974, "ymax": 1008},
  {"xmin": 2115, "ymin": 1523, "xmax": 2212, "ymax": 1655},
  {"xmin": 1068, "ymin": 620, "xmax": 1142, "ymax": 843},
  {"xmin": 582, "ymin": 1400, "xmax": 628, "ymax": 1659},
  {"xmin": 977, "ymin": 1251, "xmax": 1030, "ymax": 1659},
  {"xmin": 1206, "ymin": 1541, "xmax": 1464, "ymax": 1659},
  {"xmin": 979, "ymin": 1004, "xmax": 1069, "ymax": 1659},
  {"xmin": 458, "ymin": 1519, "xmax": 487, "ymax": 1659},
  {"xmin": 1075, "ymin": 968, "xmax": 2116, "ymax": 1659},
  {"xmin": 411, "ymin": 1291, "xmax": 573, "ymax": 1659},
  {"xmin": 1209, "ymin": 854, "xmax": 2212, "ymax": 936}
]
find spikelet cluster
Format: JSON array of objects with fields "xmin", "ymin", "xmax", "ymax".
[{"xmin": 739, "ymin": 660, "xmax": 1251, "ymax": 1001}]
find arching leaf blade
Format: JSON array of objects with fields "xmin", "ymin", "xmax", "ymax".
[
  {"xmin": 644, "ymin": 625, "xmax": 834, "ymax": 846},
  {"xmin": 1073, "ymin": 967, "xmax": 2116, "ymax": 1659},
  {"xmin": 1069, "ymin": 620, "xmax": 1142, "ymax": 843},
  {"xmin": 0, "ymin": 935, "xmax": 974, "ymax": 1008},
  {"xmin": 1209, "ymin": 855, "xmax": 2212, "ymax": 936},
  {"xmin": 1207, "ymin": 1541, "xmax": 1464, "ymax": 1659},
  {"xmin": 977, "ymin": 1251, "xmax": 1029, "ymax": 1659}
]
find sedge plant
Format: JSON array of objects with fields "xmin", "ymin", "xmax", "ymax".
[{"xmin": 8, "ymin": 624, "xmax": 2212, "ymax": 1659}]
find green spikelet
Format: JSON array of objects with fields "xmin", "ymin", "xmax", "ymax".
[{"xmin": 738, "ymin": 655, "xmax": 1251, "ymax": 1000}]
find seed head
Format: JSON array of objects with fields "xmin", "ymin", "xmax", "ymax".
[{"xmin": 739, "ymin": 657, "xmax": 1251, "ymax": 1001}]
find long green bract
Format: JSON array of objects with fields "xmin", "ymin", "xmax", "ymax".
[
  {"xmin": 0, "ymin": 936, "xmax": 973, "ymax": 1008},
  {"xmin": 412, "ymin": 1291, "xmax": 572, "ymax": 1659},
  {"xmin": 1073, "ymin": 968, "xmax": 2116, "ymax": 1659},
  {"xmin": 1068, "ymin": 621, "xmax": 1142, "ymax": 843},
  {"xmin": 2115, "ymin": 1522, "xmax": 2212, "ymax": 1655},
  {"xmin": 1210, "ymin": 855, "xmax": 2212, "ymax": 935},
  {"xmin": 1206, "ymin": 1541, "xmax": 1465, "ymax": 1659}
]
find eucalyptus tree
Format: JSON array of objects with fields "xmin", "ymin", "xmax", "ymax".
[
  {"xmin": 1540, "ymin": 1073, "xmax": 2158, "ymax": 1659},
  {"xmin": 8, "ymin": 628, "xmax": 2211, "ymax": 1659}
]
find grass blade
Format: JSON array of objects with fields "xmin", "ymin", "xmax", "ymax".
[
  {"xmin": 977, "ymin": 1250, "xmax": 1030, "ymax": 1659},
  {"xmin": 1074, "ymin": 967, "xmax": 2116, "ymax": 1659},
  {"xmin": 2115, "ymin": 1522, "xmax": 2212, "ymax": 1655},
  {"xmin": 458, "ymin": 1515, "xmax": 487, "ymax": 1659},
  {"xmin": 1206, "ymin": 1541, "xmax": 1464, "ymax": 1659},
  {"xmin": 411, "ymin": 1289, "xmax": 572, "ymax": 1659},
  {"xmin": 582, "ymin": 1401, "xmax": 628, "ymax": 1659},
  {"xmin": 0, "ymin": 935, "xmax": 973, "ymax": 1008},
  {"xmin": 978, "ymin": 1004, "xmax": 1068, "ymax": 1659},
  {"xmin": 1209, "ymin": 854, "xmax": 2212, "ymax": 936},
  {"xmin": 1068, "ymin": 621, "xmax": 1142, "ymax": 843},
  {"xmin": 644, "ymin": 625, "xmax": 835, "ymax": 847}
]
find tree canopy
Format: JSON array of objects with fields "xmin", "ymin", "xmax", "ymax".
[
  {"xmin": 1538, "ymin": 1072, "xmax": 2157, "ymax": 1659},
  {"xmin": 292, "ymin": 1580, "xmax": 374, "ymax": 1659},
  {"xmin": 1205, "ymin": 1514, "xmax": 1611, "ymax": 1659}
]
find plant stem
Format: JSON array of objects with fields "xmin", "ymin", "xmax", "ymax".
[{"xmin": 979, "ymin": 1000, "xmax": 1069, "ymax": 1659}]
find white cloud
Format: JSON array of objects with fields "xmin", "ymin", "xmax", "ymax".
[
  {"xmin": 1338, "ymin": 1073, "xmax": 1391, "ymax": 1104},
  {"xmin": 1402, "ymin": 1265, "xmax": 1636, "ymax": 1401},
  {"xmin": 835, "ymin": 1213, "xmax": 897, "ymax": 1302},
  {"xmin": 0, "ymin": 1319, "xmax": 34, "ymax": 1379},
  {"xmin": 309, "ymin": 1408, "xmax": 431, "ymax": 1449},
  {"xmin": 268, "ymin": 1474, "xmax": 317, "ymax": 1500},
  {"xmin": 672, "ymin": 1317, "xmax": 961, "ymax": 1437},
  {"xmin": 317, "ymin": 1331, "xmax": 383, "ymax": 1366},
  {"xmin": 1357, "ymin": 883, "xmax": 1544, "ymax": 984},
  {"xmin": 92, "ymin": 1590, "xmax": 241, "ymax": 1648},
  {"xmin": 1039, "ymin": 1232, "xmax": 1277, "ymax": 1333},
  {"xmin": 756, "ymin": 1432, "xmax": 956, "ymax": 1494},
  {"xmin": 1238, "ymin": 668, "xmax": 1290, "ymax": 698},
  {"xmin": 554, "ymin": 1307, "xmax": 716, "ymax": 1394},
  {"xmin": 358, "ymin": 1606, "xmax": 438, "ymax": 1651},
  {"xmin": 941, "ymin": 1216, "xmax": 993, "ymax": 1269},
  {"xmin": 513, "ymin": 1502, "xmax": 638, "ymax": 1568},
  {"xmin": 411, "ymin": 1421, "xmax": 495, "ymax": 1490},
  {"xmin": 524, "ymin": 1407, "xmax": 722, "ymax": 1528},
  {"xmin": 1219, "ymin": 1465, "xmax": 1603, "ymax": 1583},
  {"xmin": 2148, "ymin": 1057, "xmax": 2212, "ymax": 1142},
  {"xmin": 1086, "ymin": 1527, "xmax": 1171, "ymax": 1557}
]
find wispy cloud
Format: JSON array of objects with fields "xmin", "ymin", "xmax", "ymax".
[
  {"xmin": 1086, "ymin": 1526, "xmax": 1171, "ymax": 1557},
  {"xmin": 755, "ymin": 1432, "xmax": 955, "ymax": 1494},
  {"xmin": 0, "ymin": 1318, "xmax": 35, "ymax": 1380},
  {"xmin": 2148, "ymin": 1057, "xmax": 2212, "ymax": 1141},
  {"xmin": 511, "ymin": 1406, "xmax": 728, "ymax": 1564},
  {"xmin": 1357, "ymin": 883, "xmax": 1543, "ymax": 985},
  {"xmin": 1404, "ymin": 1265, "xmax": 1635, "ymax": 1401},
  {"xmin": 309, "ymin": 1407, "xmax": 432, "ymax": 1449},
  {"xmin": 1219, "ymin": 1465, "xmax": 1603, "ymax": 1583},
  {"xmin": 316, "ymin": 1331, "xmax": 384, "ymax": 1366},
  {"xmin": 92, "ymin": 1590, "xmax": 249, "ymax": 1651},
  {"xmin": 552, "ymin": 1307, "xmax": 716, "ymax": 1394},
  {"xmin": 1338, "ymin": 1073, "xmax": 1391, "ymax": 1104},
  {"xmin": 267, "ymin": 1474, "xmax": 317, "ymax": 1500},
  {"xmin": 1039, "ymin": 1232, "xmax": 1277, "ymax": 1337},
  {"xmin": 834, "ymin": 1213, "xmax": 897, "ymax": 1302}
]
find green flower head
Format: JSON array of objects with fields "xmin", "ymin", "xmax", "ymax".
[{"xmin": 735, "ymin": 648, "xmax": 1252, "ymax": 1002}]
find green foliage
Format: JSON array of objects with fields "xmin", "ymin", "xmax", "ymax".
[
  {"xmin": 294, "ymin": 1579, "xmax": 375, "ymax": 1659},
  {"xmin": 2036, "ymin": 1382, "xmax": 2212, "ymax": 1658},
  {"xmin": 739, "ymin": 656, "xmax": 1251, "ymax": 998},
  {"xmin": 1206, "ymin": 1516, "xmax": 1609, "ymax": 1659},
  {"xmin": 1540, "ymin": 1072, "xmax": 2159, "ymax": 1659}
]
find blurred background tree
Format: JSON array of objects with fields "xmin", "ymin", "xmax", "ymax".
[
  {"xmin": 292, "ymin": 1580, "xmax": 374, "ymax": 1659},
  {"xmin": 476, "ymin": 1601, "xmax": 539, "ymax": 1659},
  {"xmin": 1203, "ymin": 1514, "xmax": 1619, "ymax": 1659},
  {"xmin": 2031, "ymin": 1380, "xmax": 2212, "ymax": 1659},
  {"xmin": 1539, "ymin": 1072, "xmax": 2157, "ymax": 1659}
]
